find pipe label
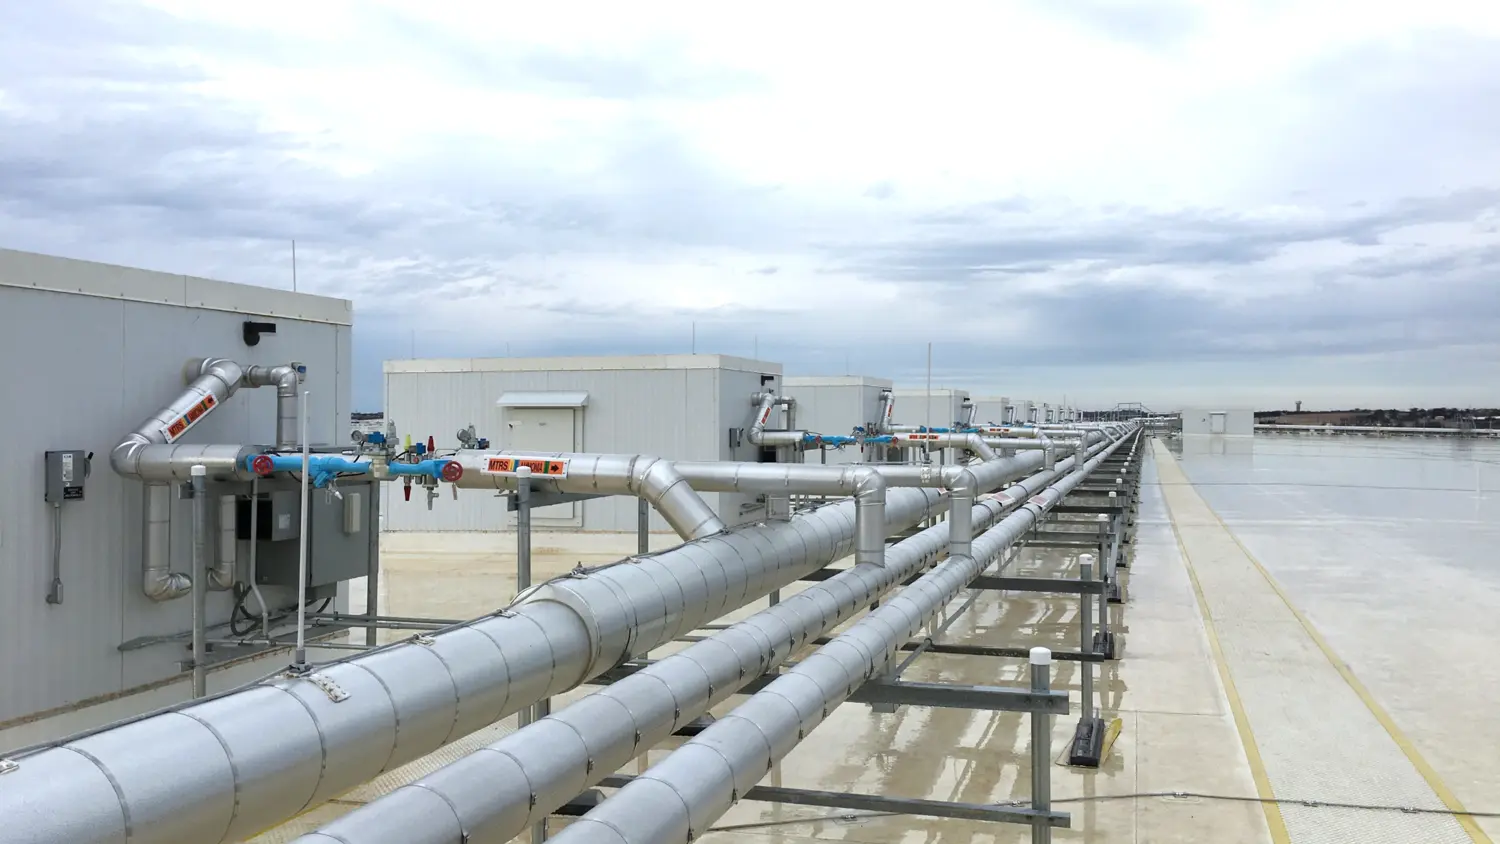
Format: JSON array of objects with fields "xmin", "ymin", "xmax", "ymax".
[
  {"xmin": 162, "ymin": 393, "xmax": 217, "ymax": 443},
  {"xmin": 483, "ymin": 456, "xmax": 570, "ymax": 478}
]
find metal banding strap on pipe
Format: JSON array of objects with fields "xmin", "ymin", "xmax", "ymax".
[{"xmin": 551, "ymin": 429, "xmax": 1135, "ymax": 844}]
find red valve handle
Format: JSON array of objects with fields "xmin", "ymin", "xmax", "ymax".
[
  {"xmin": 440, "ymin": 460, "xmax": 463, "ymax": 482},
  {"xmin": 250, "ymin": 455, "xmax": 275, "ymax": 476}
]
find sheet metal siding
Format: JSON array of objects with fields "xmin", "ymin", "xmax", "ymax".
[
  {"xmin": 971, "ymin": 399, "xmax": 1009, "ymax": 426},
  {"xmin": 383, "ymin": 365, "xmax": 778, "ymax": 532},
  {"xmin": 0, "ymin": 286, "xmax": 348, "ymax": 725},
  {"xmin": 891, "ymin": 389, "xmax": 969, "ymax": 428}
]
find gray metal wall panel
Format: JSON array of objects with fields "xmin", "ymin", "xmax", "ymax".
[
  {"xmin": 971, "ymin": 399, "xmax": 1009, "ymax": 426},
  {"xmin": 0, "ymin": 285, "xmax": 345, "ymax": 724}
]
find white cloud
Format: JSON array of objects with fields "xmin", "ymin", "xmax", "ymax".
[{"xmin": 2, "ymin": 0, "xmax": 1499, "ymax": 410}]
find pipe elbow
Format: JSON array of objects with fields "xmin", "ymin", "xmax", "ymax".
[
  {"xmin": 111, "ymin": 437, "xmax": 146, "ymax": 477},
  {"xmin": 143, "ymin": 570, "xmax": 192, "ymax": 602},
  {"xmin": 851, "ymin": 468, "xmax": 887, "ymax": 567},
  {"xmin": 851, "ymin": 466, "xmax": 887, "ymax": 499},
  {"xmin": 631, "ymin": 457, "xmax": 725, "ymax": 540},
  {"xmin": 192, "ymin": 357, "xmax": 246, "ymax": 391},
  {"xmin": 946, "ymin": 467, "xmax": 978, "ymax": 499},
  {"xmin": 207, "ymin": 564, "xmax": 236, "ymax": 591}
]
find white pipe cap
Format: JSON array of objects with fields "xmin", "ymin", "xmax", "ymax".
[
  {"xmin": 515, "ymin": 465, "xmax": 532, "ymax": 477},
  {"xmin": 1030, "ymin": 646, "xmax": 1052, "ymax": 666},
  {"xmin": 1079, "ymin": 553, "xmax": 1095, "ymax": 564},
  {"xmin": 191, "ymin": 464, "xmax": 207, "ymax": 477},
  {"xmin": 1109, "ymin": 491, "xmax": 1117, "ymax": 498}
]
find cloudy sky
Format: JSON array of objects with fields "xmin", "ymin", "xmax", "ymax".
[{"xmin": 3, "ymin": 0, "xmax": 1499, "ymax": 412}]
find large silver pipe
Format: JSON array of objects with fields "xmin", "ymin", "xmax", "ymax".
[
  {"xmin": 288, "ymin": 450, "xmax": 1102, "ymax": 844},
  {"xmin": 446, "ymin": 452, "xmax": 726, "ymax": 540},
  {"xmin": 876, "ymin": 389, "xmax": 895, "ymax": 434},
  {"xmin": 551, "ymin": 430, "xmax": 1134, "ymax": 844},
  {"xmin": 0, "ymin": 487, "xmax": 958, "ymax": 844}
]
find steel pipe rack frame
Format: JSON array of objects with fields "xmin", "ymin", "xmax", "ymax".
[
  {"xmin": 287, "ymin": 432, "xmax": 1124, "ymax": 844},
  {"xmin": 0, "ymin": 446, "xmax": 1084, "ymax": 844},
  {"xmin": 551, "ymin": 432, "xmax": 1133, "ymax": 844}
]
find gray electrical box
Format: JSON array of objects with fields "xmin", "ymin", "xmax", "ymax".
[
  {"xmin": 43, "ymin": 450, "xmax": 89, "ymax": 503},
  {"xmin": 252, "ymin": 481, "xmax": 378, "ymax": 588}
]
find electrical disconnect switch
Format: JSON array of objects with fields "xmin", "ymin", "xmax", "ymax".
[{"xmin": 44, "ymin": 450, "xmax": 90, "ymax": 503}]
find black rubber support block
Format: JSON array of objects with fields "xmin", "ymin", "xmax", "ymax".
[
  {"xmin": 554, "ymin": 788, "xmax": 605, "ymax": 817},
  {"xmin": 1069, "ymin": 717, "xmax": 1107, "ymax": 767},
  {"xmin": 672, "ymin": 713, "xmax": 718, "ymax": 737},
  {"xmin": 1093, "ymin": 630, "xmax": 1118, "ymax": 660}
]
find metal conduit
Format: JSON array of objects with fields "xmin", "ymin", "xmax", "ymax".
[
  {"xmin": 445, "ymin": 452, "xmax": 727, "ymax": 541},
  {"xmin": 288, "ymin": 438, "xmax": 1118, "ymax": 844},
  {"xmin": 0, "ymin": 479, "xmax": 977, "ymax": 844},
  {"xmin": 552, "ymin": 429, "xmax": 1133, "ymax": 844}
]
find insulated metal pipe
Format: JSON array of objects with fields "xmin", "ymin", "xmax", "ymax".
[
  {"xmin": 113, "ymin": 357, "xmax": 305, "ymax": 601},
  {"xmin": 213, "ymin": 494, "xmax": 237, "ymax": 590},
  {"xmin": 446, "ymin": 452, "xmax": 726, "ymax": 540},
  {"xmin": 891, "ymin": 432, "xmax": 997, "ymax": 461},
  {"xmin": 876, "ymin": 389, "xmax": 895, "ymax": 434},
  {"xmin": 747, "ymin": 392, "xmax": 806, "ymax": 448},
  {"xmin": 550, "ymin": 433, "xmax": 1130, "ymax": 844},
  {"xmin": 670, "ymin": 463, "xmax": 889, "ymax": 567},
  {"xmin": 0, "ymin": 487, "xmax": 955, "ymax": 844},
  {"xmin": 289, "ymin": 447, "xmax": 1108, "ymax": 844},
  {"xmin": 141, "ymin": 483, "xmax": 190, "ymax": 601},
  {"xmin": 246, "ymin": 363, "xmax": 306, "ymax": 449}
]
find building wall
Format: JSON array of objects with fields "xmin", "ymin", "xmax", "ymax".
[
  {"xmin": 971, "ymin": 396, "xmax": 1010, "ymax": 426},
  {"xmin": 0, "ymin": 249, "xmax": 351, "ymax": 725},
  {"xmin": 783, "ymin": 376, "xmax": 892, "ymax": 465},
  {"xmin": 1180, "ymin": 408, "xmax": 1255, "ymax": 436},
  {"xmin": 890, "ymin": 389, "xmax": 970, "ymax": 429},
  {"xmin": 382, "ymin": 356, "xmax": 782, "ymax": 532}
]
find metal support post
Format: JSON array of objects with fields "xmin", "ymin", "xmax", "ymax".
[
  {"xmin": 292, "ymin": 390, "xmax": 311, "ymax": 672},
  {"xmin": 189, "ymin": 464, "xmax": 208, "ymax": 698},
  {"xmin": 365, "ymin": 546, "xmax": 380, "ymax": 647},
  {"xmin": 514, "ymin": 465, "xmax": 546, "ymax": 843},
  {"xmin": 1069, "ymin": 556, "xmax": 1106, "ymax": 766},
  {"xmin": 636, "ymin": 496, "xmax": 649, "ymax": 555},
  {"xmin": 1094, "ymin": 516, "xmax": 1114, "ymax": 658},
  {"xmin": 1030, "ymin": 647, "xmax": 1053, "ymax": 844}
]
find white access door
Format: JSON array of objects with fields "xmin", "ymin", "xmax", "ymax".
[
  {"xmin": 506, "ymin": 407, "xmax": 579, "ymax": 524},
  {"xmin": 1210, "ymin": 412, "xmax": 1227, "ymax": 434}
]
